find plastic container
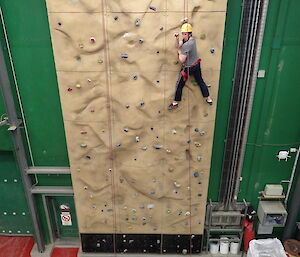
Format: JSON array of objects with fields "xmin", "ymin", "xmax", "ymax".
[
  {"xmin": 247, "ymin": 238, "xmax": 286, "ymax": 257},
  {"xmin": 220, "ymin": 237, "xmax": 229, "ymax": 254},
  {"xmin": 230, "ymin": 242, "xmax": 240, "ymax": 254},
  {"xmin": 210, "ymin": 242, "xmax": 219, "ymax": 254}
]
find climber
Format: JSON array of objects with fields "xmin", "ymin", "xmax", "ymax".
[{"xmin": 168, "ymin": 22, "xmax": 213, "ymax": 110}]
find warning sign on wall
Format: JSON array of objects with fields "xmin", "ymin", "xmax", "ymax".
[{"xmin": 61, "ymin": 212, "xmax": 72, "ymax": 226}]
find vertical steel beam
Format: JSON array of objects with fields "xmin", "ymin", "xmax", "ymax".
[{"xmin": 0, "ymin": 27, "xmax": 45, "ymax": 252}]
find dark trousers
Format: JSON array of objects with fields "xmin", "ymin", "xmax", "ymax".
[{"xmin": 174, "ymin": 62, "xmax": 209, "ymax": 101}]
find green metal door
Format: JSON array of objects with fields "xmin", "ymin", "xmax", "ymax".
[{"xmin": 48, "ymin": 196, "xmax": 78, "ymax": 239}]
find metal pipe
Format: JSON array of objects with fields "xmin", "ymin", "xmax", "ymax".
[
  {"xmin": 0, "ymin": 35, "xmax": 45, "ymax": 251},
  {"xmin": 283, "ymin": 165, "xmax": 300, "ymax": 240},
  {"xmin": 26, "ymin": 166, "xmax": 71, "ymax": 174},
  {"xmin": 234, "ymin": 0, "xmax": 269, "ymax": 200},
  {"xmin": 284, "ymin": 146, "xmax": 300, "ymax": 207}
]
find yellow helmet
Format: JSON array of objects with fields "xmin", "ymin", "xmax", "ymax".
[{"xmin": 181, "ymin": 23, "xmax": 192, "ymax": 33}]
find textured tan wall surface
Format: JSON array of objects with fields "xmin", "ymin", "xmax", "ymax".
[{"xmin": 45, "ymin": 0, "xmax": 227, "ymax": 235}]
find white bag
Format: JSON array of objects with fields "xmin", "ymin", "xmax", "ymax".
[{"xmin": 247, "ymin": 238, "xmax": 286, "ymax": 257}]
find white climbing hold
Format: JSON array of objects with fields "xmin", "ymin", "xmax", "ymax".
[
  {"xmin": 135, "ymin": 136, "xmax": 140, "ymax": 142},
  {"xmin": 147, "ymin": 204, "xmax": 155, "ymax": 209},
  {"xmin": 174, "ymin": 181, "xmax": 181, "ymax": 188}
]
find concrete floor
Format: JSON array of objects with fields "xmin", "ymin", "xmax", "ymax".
[{"xmin": 31, "ymin": 243, "xmax": 244, "ymax": 257}]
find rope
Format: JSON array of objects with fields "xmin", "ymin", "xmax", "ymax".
[
  {"xmin": 182, "ymin": 0, "xmax": 193, "ymax": 254},
  {"xmin": 101, "ymin": 0, "xmax": 117, "ymax": 254}
]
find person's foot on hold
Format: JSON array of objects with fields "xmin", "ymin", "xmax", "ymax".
[
  {"xmin": 168, "ymin": 102, "xmax": 179, "ymax": 110},
  {"xmin": 206, "ymin": 97, "xmax": 213, "ymax": 105}
]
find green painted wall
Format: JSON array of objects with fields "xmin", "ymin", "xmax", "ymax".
[{"xmin": 1, "ymin": 0, "xmax": 300, "ymax": 243}]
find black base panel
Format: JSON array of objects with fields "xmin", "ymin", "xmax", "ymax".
[{"xmin": 81, "ymin": 234, "xmax": 202, "ymax": 254}]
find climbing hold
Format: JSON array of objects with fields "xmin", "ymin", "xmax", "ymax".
[
  {"xmin": 166, "ymin": 149, "xmax": 171, "ymax": 153},
  {"xmin": 77, "ymin": 168, "xmax": 80, "ymax": 172},
  {"xmin": 174, "ymin": 181, "xmax": 181, "ymax": 188},
  {"xmin": 200, "ymin": 131, "xmax": 206, "ymax": 136},
  {"xmin": 192, "ymin": 80, "xmax": 198, "ymax": 86},
  {"xmin": 140, "ymin": 205, "xmax": 145, "ymax": 209},
  {"xmin": 200, "ymin": 33, "xmax": 206, "ymax": 40},
  {"xmin": 114, "ymin": 16, "xmax": 119, "ymax": 20},
  {"xmin": 182, "ymin": 249, "xmax": 188, "ymax": 255},
  {"xmin": 84, "ymin": 186, "xmax": 88, "ymax": 190},
  {"xmin": 198, "ymin": 193, "xmax": 202, "ymax": 197},
  {"xmin": 90, "ymin": 37, "xmax": 96, "ymax": 43},
  {"xmin": 153, "ymin": 145, "xmax": 163, "ymax": 150},
  {"xmin": 108, "ymin": 168, "xmax": 112, "ymax": 172},
  {"xmin": 79, "ymin": 43, "xmax": 84, "ymax": 49},
  {"xmin": 187, "ymin": 139, "xmax": 192, "ymax": 144},
  {"xmin": 167, "ymin": 210, "xmax": 171, "ymax": 214},
  {"xmin": 85, "ymin": 155, "xmax": 91, "ymax": 160},
  {"xmin": 204, "ymin": 113, "xmax": 208, "ymax": 117},
  {"xmin": 151, "ymin": 127, "xmax": 154, "ymax": 130},
  {"xmin": 149, "ymin": 190, "xmax": 155, "ymax": 195},
  {"xmin": 198, "ymin": 181, "xmax": 202, "ymax": 184},
  {"xmin": 75, "ymin": 56, "xmax": 81, "ymax": 61},
  {"xmin": 87, "ymin": 78, "xmax": 92, "ymax": 83},
  {"xmin": 197, "ymin": 156, "xmax": 202, "ymax": 162},
  {"xmin": 194, "ymin": 142, "xmax": 201, "ymax": 147},
  {"xmin": 174, "ymin": 60, "xmax": 179, "ymax": 65},
  {"xmin": 194, "ymin": 128, "xmax": 199, "ymax": 132},
  {"xmin": 147, "ymin": 204, "xmax": 154, "ymax": 209},
  {"xmin": 141, "ymin": 146, "xmax": 147, "ymax": 151},
  {"xmin": 76, "ymin": 84, "xmax": 81, "ymax": 88},
  {"xmin": 139, "ymin": 39, "xmax": 144, "ymax": 44},
  {"xmin": 135, "ymin": 136, "xmax": 140, "ymax": 142},
  {"xmin": 121, "ymin": 53, "xmax": 128, "ymax": 58},
  {"xmin": 123, "ymin": 127, "xmax": 129, "ymax": 132},
  {"xmin": 132, "ymin": 75, "xmax": 138, "ymax": 80},
  {"xmin": 168, "ymin": 167, "xmax": 174, "ymax": 172},
  {"xmin": 116, "ymin": 143, "xmax": 122, "ymax": 147},
  {"xmin": 58, "ymin": 22, "xmax": 62, "ymax": 26},
  {"xmin": 125, "ymin": 104, "xmax": 130, "ymax": 109},
  {"xmin": 160, "ymin": 26, "xmax": 164, "ymax": 31},
  {"xmin": 80, "ymin": 143, "xmax": 87, "ymax": 148},
  {"xmin": 156, "ymin": 80, "xmax": 160, "ymax": 83},
  {"xmin": 156, "ymin": 50, "xmax": 160, "ymax": 54},
  {"xmin": 67, "ymin": 88, "xmax": 72, "ymax": 92},
  {"xmin": 210, "ymin": 48, "xmax": 215, "ymax": 54},
  {"xmin": 131, "ymin": 209, "xmax": 136, "ymax": 213},
  {"xmin": 90, "ymin": 109, "xmax": 95, "ymax": 113},
  {"xmin": 98, "ymin": 59, "xmax": 103, "ymax": 64},
  {"xmin": 171, "ymin": 129, "xmax": 177, "ymax": 134},
  {"xmin": 123, "ymin": 206, "xmax": 127, "ymax": 210},
  {"xmin": 185, "ymin": 211, "xmax": 191, "ymax": 216},
  {"xmin": 119, "ymin": 178, "xmax": 124, "ymax": 183},
  {"xmin": 135, "ymin": 18, "xmax": 141, "ymax": 27},
  {"xmin": 194, "ymin": 171, "xmax": 199, "ymax": 177},
  {"xmin": 138, "ymin": 101, "xmax": 145, "ymax": 107},
  {"xmin": 207, "ymin": 84, "xmax": 211, "ymax": 88},
  {"xmin": 149, "ymin": 5, "xmax": 157, "ymax": 11}
]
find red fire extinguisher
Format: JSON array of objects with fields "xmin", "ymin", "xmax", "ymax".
[{"xmin": 243, "ymin": 206, "xmax": 256, "ymax": 252}]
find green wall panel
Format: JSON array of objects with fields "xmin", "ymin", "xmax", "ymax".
[
  {"xmin": 0, "ymin": 0, "xmax": 69, "ymax": 166},
  {"xmin": 0, "ymin": 151, "xmax": 32, "ymax": 235}
]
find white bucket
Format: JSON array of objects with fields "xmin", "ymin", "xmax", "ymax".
[
  {"xmin": 210, "ymin": 242, "xmax": 219, "ymax": 254},
  {"xmin": 220, "ymin": 237, "xmax": 229, "ymax": 254},
  {"xmin": 230, "ymin": 242, "xmax": 240, "ymax": 254}
]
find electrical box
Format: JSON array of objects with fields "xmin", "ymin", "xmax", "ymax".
[
  {"xmin": 257, "ymin": 201, "xmax": 287, "ymax": 227},
  {"xmin": 264, "ymin": 184, "xmax": 283, "ymax": 196}
]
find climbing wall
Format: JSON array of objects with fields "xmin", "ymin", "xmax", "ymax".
[{"xmin": 45, "ymin": 0, "xmax": 227, "ymax": 253}]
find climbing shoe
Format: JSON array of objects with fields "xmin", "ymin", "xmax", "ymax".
[
  {"xmin": 206, "ymin": 99, "xmax": 213, "ymax": 105},
  {"xmin": 168, "ymin": 103, "xmax": 179, "ymax": 110}
]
